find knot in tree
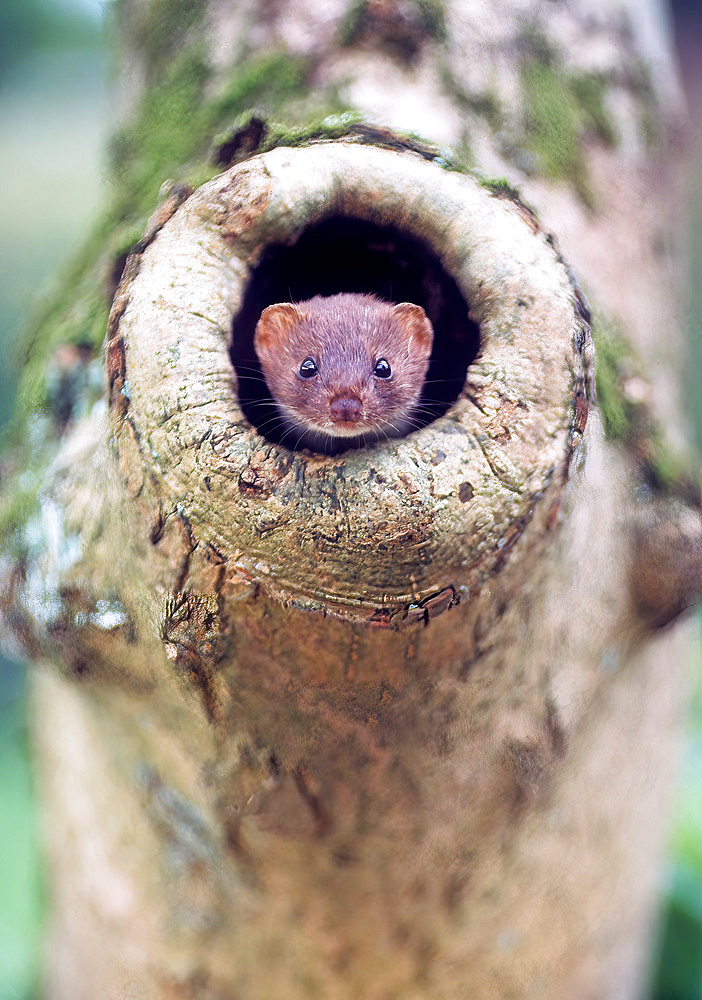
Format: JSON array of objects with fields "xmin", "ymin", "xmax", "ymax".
[{"xmin": 110, "ymin": 143, "xmax": 591, "ymax": 627}]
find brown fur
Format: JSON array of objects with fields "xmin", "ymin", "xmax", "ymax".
[{"xmin": 254, "ymin": 293, "xmax": 434, "ymax": 452}]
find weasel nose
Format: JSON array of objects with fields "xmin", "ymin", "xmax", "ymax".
[{"xmin": 329, "ymin": 396, "xmax": 363, "ymax": 423}]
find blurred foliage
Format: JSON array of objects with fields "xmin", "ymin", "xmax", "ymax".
[
  {"xmin": 654, "ymin": 867, "xmax": 702, "ymax": 1000},
  {"xmin": 0, "ymin": 7, "xmax": 106, "ymax": 999},
  {"xmin": 0, "ymin": 667, "xmax": 43, "ymax": 1000},
  {"xmin": 651, "ymin": 644, "xmax": 702, "ymax": 1000},
  {"xmin": 0, "ymin": 0, "xmax": 101, "ymax": 81}
]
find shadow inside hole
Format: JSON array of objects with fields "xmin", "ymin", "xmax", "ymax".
[{"xmin": 231, "ymin": 216, "xmax": 480, "ymax": 451}]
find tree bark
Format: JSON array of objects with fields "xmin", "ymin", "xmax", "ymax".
[{"xmin": 1, "ymin": 2, "xmax": 701, "ymax": 998}]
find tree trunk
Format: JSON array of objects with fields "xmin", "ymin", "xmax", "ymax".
[{"xmin": 1, "ymin": 2, "xmax": 701, "ymax": 998}]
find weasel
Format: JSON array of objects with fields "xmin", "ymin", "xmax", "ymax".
[{"xmin": 253, "ymin": 293, "xmax": 434, "ymax": 453}]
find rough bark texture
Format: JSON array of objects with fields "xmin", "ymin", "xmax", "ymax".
[{"xmin": 2, "ymin": 1, "xmax": 702, "ymax": 999}]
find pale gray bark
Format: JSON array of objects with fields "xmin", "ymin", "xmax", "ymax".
[{"xmin": 1, "ymin": 2, "xmax": 700, "ymax": 998}]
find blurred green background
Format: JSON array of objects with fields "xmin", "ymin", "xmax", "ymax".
[
  {"xmin": 0, "ymin": 2, "xmax": 700, "ymax": 998},
  {"xmin": 0, "ymin": 2, "xmax": 109, "ymax": 997}
]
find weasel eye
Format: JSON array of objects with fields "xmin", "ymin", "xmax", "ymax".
[
  {"xmin": 299, "ymin": 358, "xmax": 318, "ymax": 378},
  {"xmin": 373, "ymin": 358, "xmax": 392, "ymax": 379}
]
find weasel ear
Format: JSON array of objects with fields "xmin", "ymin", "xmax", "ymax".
[
  {"xmin": 254, "ymin": 303, "xmax": 306, "ymax": 359},
  {"xmin": 391, "ymin": 303, "xmax": 434, "ymax": 358}
]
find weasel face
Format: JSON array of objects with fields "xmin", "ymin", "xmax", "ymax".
[{"xmin": 253, "ymin": 294, "xmax": 434, "ymax": 449}]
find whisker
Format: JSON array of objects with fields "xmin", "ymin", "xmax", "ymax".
[
  {"xmin": 249, "ymin": 404, "xmax": 281, "ymax": 419},
  {"xmin": 254, "ymin": 417, "xmax": 287, "ymax": 436}
]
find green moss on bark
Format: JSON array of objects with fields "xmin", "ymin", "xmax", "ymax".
[
  {"xmin": 6, "ymin": 44, "xmax": 326, "ymax": 447},
  {"xmin": 112, "ymin": 0, "xmax": 206, "ymax": 83},
  {"xmin": 593, "ymin": 317, "xmax": 637, "ymax": 442},
  {"xmin": 592, "ymin": 315, "xmax": 698, "ymax": 500},
  {"xmin": 110, "ymin": 48, "xmax": 315, "ymax": 219},
  {"xmin": 338, "ymin": 0, "xmax": 445, "ymax": 57},
  {"xmin": 476, "ymin": 175, "xmax": 521, "ymax": 199},
  {"xmin": 568, "ymin": 72, "xmax": 618, "ymax": 146},
  {"xmin": 521, "ymin": 60, "xmax": 591, "ymax": 202},
  {"xmin": 439, "ymin": 63, "xmax": 503, "ymax": 133},
  {"xmin": 517, "ymin": 29, "xmax": 617, "ymax": 207}
]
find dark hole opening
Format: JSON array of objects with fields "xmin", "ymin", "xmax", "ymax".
[{"xmin": 231, "ymin": 215, "xmax": 480, "ymax": 452}]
